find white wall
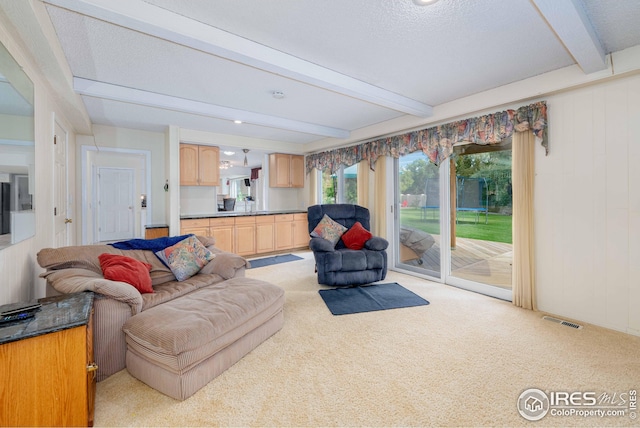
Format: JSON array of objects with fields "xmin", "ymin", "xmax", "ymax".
[
  {"xmin": 83, "ymin": 125, "xmax": 167, "ymax": 226},
  {"xmin": 535, "ymin": 73, "xmax": 640, "ymax": 336},
  {"xmin": 180, "ymin": 186, "xmax": 217, "ymax": 215}
]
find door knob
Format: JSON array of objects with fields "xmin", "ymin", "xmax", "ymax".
[{"xmin": 64, "ymin": 218, "xmax": 73, "ymax": 224}]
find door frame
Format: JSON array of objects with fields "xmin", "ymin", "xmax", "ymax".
[
  {"xmin": 53, "ymin": 116, "xmax": 70, "ymax": 247},
  {"xmin": 81, "ymin": 146, "xmax": 151, "ymax": 244}
]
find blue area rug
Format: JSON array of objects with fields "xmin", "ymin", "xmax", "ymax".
[
  {"xmin": 319, "ymin": 282, "xmax": 430, "ymax": 316},
  {"xmin": 248, "ymin": 254, "xmax": 304, "ymax": 269}
]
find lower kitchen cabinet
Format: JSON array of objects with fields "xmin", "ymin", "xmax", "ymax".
[
  {"xmin": 234, "ymin": 216, "xmax": 256, "ymax": 256},
  {"xmin": 292, "ymin": 213, "xmax": 309, "ymax": 248},
  {"xmin": 180, "ymin": 218, "xmax": 210, "ymax": 238},
  {"xmin": 274, "ymin": 214, "xmax": 294, "ymax": 251},
  {"xmin": 255, "ymin": 215, "xmax": 275, "ymax": 254},
  {"xmin": 180, "ymin": 212, "xmax": 309, "ymax": 257},
  {"xmin": 209, "ymin": 217, "xmax": 235, "ymax": 253}
]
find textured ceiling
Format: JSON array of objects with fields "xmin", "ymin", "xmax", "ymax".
[{"xmin": 31, "ymin": 0, "xmax": 640, "ymax": 153}]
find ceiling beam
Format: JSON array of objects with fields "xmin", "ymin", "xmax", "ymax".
[
  {"xmin": 531, "ymin": 0, "xmax": 607, "ymax": 74},
  {"xmin": 73, "ymin": 77, "xmax": 351, "ymax": 138},
  {"xmin": 43, "ymin": 0, "xmax": 433, "ymax": 117}
]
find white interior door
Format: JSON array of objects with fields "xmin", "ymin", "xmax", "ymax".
[
  {"xmin": 96, "ymin": 167, "xmax": 135, "ymax": 242},
  {"xmin": 53, "ymin": 120, "xmax": 69, "ymax": 247}
]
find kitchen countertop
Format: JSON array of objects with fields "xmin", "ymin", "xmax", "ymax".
[{"xmin": 181, "ymin": 209, "xmax": 307, "ymax": 220}]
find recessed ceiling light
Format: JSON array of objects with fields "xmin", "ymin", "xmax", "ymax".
[
  {"xmin": 272, "ymin": 91, "xmax": 285, "ymax": 99},
  {"xmin": 413, "ymin": 0, "xmax": 439, "ymax": 5},
  {"xmin": 223, "ymin": 151, "xmax": 235, "ymax": 156},
  {"xmin": 234, "ymin": 120, "xmax": 242, "ymax": 124}
]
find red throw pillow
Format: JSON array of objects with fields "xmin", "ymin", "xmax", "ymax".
[
  {"xmin": 98, "ymin": 253, "xmax": 154, "ymax": 294},
  {"xmin": 341, "ymin": 221, "xmax": 373, "ymax": 250}
]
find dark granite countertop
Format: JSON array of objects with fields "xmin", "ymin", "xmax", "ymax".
[
  {"xmin": 145, "ymin": 224, "xmax": 169, "ymax": 229},
  {"xmin": 181, "ymin": 209, "xmax": 306, "ymax": 220},
  {"xmin": 0, "ymin": 292, "xmax": 94, "ymax": 345}
]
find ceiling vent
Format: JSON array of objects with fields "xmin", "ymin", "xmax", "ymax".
[{"xmin": 542, "ymin": 315, "xmax": 583, "ymax": 329}]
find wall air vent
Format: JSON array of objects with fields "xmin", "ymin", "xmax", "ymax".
[{"xmin": 542, "ymin": 315, "xmax": 583, "ymax": 329}]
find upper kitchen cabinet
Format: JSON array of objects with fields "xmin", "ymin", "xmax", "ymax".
[
  {"xmin": 180, "ymin": 144, "xmax": 220, "ymax": 186},
  {"xmin": 269, "ymin": 153, "xmax": 304, "ymax": 188}
]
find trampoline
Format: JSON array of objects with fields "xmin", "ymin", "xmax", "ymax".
[{"xmin": 456, "ymin": 177, "xmax": 488, "ymax": 224}]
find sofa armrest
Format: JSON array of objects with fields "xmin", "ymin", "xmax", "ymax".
[
  {"xmin": 199, "ymin": 249, "xmax": 249, "ymax": 279},
  {"xmin": 365, "ymin": 236, "xmax": 389, "ymax": 251},
  {"xmin": 41, "ymin": 268, "xmax": 143, "ymax": 314},
  {"xmin": 309, "ymin": 237, "xmax": 335, "ymax": 252}
]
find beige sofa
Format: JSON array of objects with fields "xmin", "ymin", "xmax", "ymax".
[{"xmin": 37, "ymin": 236, "xmax": 284, "ymax": 399}]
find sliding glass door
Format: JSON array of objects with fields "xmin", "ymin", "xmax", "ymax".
[
  {"xmin": 397, "ymin": 151, "xmax": 441, "ymax": 279},
  {"xmin": 395, "ymin": 144, "xmax": 513, "ymax": 300}
]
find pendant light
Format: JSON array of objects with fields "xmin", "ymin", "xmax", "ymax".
[{"xmin": 243, "ymin": 149, "xmax": 249, "ymax": 167}]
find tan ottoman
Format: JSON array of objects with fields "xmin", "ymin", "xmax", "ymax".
[{"xmin": 122, "ymin": 277, "xmax": 284, "ymax": 400}]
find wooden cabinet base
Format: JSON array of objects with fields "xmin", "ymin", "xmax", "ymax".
[
  {"xmin": 0, "ymin": 294, "xmax": 95, "ymax": 427},
  {"xmin": 0, "ymin": 325, "xmax": 95, "ymax": 427}
]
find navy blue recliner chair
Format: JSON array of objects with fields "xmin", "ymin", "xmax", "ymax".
[{"xmin": 308, "ymin": 204, "xmax": 388, "ymax": 286}]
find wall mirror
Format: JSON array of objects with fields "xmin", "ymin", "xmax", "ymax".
[{"xmin": 0, "ymin": 39, "xmax": 35, "ymax": 250}]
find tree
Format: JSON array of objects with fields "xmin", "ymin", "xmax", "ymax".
[
  {"xmin": 399, "ymin": 158, "xmax": 437, "ymax": 195},
  {"xmin": 455, "ymin": 150, "xmax": 512, "ymax": 211}
]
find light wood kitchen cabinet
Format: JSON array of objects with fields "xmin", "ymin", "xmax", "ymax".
[
  {"xmin": 274, "ymin": 213, "xmax": 309, "ymax": 251},
  {"xmin": 274, "ymin": 214, "xmax": 294, "ymax": 250},
  {"xmin": 180, "ymin": 212, "xmax": 307, "ymax": 256},
  {"xmin": 292, "ymin": 213, "xmax": 309, "ymax": 248},
  {"xmin": 0, "ymin": 293, "xmax": 95, "ymax": 427},
  {"xmin": 180, "ymin": 218, "xmax": 211, "ymax": 238},
  {"xmin": 234, "ymin": 216, "xmax": 256, "ymax": 256},
  {"xmin": 180, "ymin": 144, "xmax": 220, "ymax": 186},
  {"xmin": 255, "ymin": 215, "xmax": 275, "ymax": 254},
  {"xmin": 209, "ymin": 217, "xmax": 234, "ymax": 253},
  {"xmin": 269, "ymin": 153, "xmax": 304, "ymax": 188}
]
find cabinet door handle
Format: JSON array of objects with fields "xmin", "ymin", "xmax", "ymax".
[{"xmin": 87, "ymin": 362, "xmax": 99, "ymax": 379}]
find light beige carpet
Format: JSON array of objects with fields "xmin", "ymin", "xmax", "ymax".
[{"xmin": 95, "ymin": 251, "xmax": 640, "ymax": 427}]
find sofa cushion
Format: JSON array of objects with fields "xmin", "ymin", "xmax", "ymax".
[
  {"xmin": 340, "ymin": 250, "xmax": 368, "ymax": 271},
  {"xmin": 123, "ymin": 278, "xmax": 285, "ymax": 371},
  {"xmin": 364, "ymin": 249, "xmax": 386, "ymax": 269},
  {"xmin": 98, "ymin": 253, "xmax": 154, "ymax": 294},
  {"xmin": 155, "ymin": 235, "xmax": 215, "ymax": 281},
  {"xmin": 310, "ymin": 214, "xmax": 347, "ymax": 246},
  {"xmin": 341, "ymin": 221, "xmax": 372, "ymax": 250}
]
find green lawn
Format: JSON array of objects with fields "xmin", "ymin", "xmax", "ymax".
[{"xmin": 400, "ymin": 207, "xmax": 512, "ymax": 244}]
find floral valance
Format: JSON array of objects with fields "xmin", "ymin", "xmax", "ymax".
[{"xmin": 305, "ymin": 101, "xmax": 547, "ymax": 173}]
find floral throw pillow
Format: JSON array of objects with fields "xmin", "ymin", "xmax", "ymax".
[
  {"xmin": 310, "ymin": 214, "xmax": 348, "ymax": 246},
  {"xmin": 155, "ymin": 235, "xmax": 215, "ymax": 281}
]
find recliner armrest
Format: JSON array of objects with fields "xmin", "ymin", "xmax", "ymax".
[
  {"xmin": 309, "ymin": 237, "xmax": 335, "ymax": 252},
  {"xmin": 365, "ymin": 236, "xmax": 389, "ymax": 251}
]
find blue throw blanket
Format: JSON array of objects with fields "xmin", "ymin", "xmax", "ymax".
[{"xmin": 109, "ymin": 234, "xmax": 191, "ymax": 252}]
